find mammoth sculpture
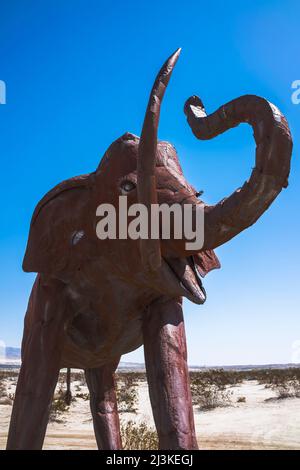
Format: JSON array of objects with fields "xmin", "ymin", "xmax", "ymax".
[{"xmin": 7, "ymin": 49, "xmax": 292, "ymax": 450}]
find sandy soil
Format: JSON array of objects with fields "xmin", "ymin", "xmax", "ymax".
[{"xmin": 1, "ymin": 378, "xmax": 300, "ymax": 450}]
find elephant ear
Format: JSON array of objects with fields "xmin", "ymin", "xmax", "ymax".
[{"xmin": 23, "ymin": 174, "xmax": 94, "ymax": 274}]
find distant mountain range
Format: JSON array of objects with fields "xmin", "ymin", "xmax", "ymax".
[{"xmin": 1, "ymin": 347, "xmax": 299, "ymax": 371}]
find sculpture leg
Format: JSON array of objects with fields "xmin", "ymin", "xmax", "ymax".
[
  {"xmin": 85, "ymin": 358, "xmax": 122, "ymax": 450},
  {"xmin": 143, "ymin": 298, "xmax": 198, "ymax": 450},
  {"xmin": 6, "ymin": 275, "xmax": 68, "ymax": 450}
]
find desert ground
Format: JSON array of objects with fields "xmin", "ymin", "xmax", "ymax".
[{"xmin": 1, "ymin": 368, "xmax": 300, "ymax": 450}]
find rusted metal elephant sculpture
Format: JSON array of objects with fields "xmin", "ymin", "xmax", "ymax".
[{"xmin": 7, "ymin": 49, "xmax": 292, "ymax": 450}]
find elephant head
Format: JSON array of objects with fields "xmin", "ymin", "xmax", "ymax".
[{"xmin": 23, "ymin": 49, "xmax": 292, "ymax": 306}]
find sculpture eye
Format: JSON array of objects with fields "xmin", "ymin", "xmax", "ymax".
[{"xmin": 120, "ymin": 180, "xmax": 136, "ymax": 193}]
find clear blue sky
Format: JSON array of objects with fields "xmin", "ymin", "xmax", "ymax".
[{"xmin": 0, "ymin": 0, "xmax": 299, "ymax": 365}]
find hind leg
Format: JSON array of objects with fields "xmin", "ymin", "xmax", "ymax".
[
  {"xmin": 6, "ymin": 275, "xmax": 68, "ymax": 450},
  {"xmin": 85, "ymin": 358, "xmax": 121, "ymax": 450}
]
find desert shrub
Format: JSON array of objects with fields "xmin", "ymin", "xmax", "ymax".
[
  {"xmin": 0, "ymin": 379, "xmax": 5, "ymax": 398},
  {"xmin": 7, "ymin": 392, "xmax": 15, "ymax": 401},
  {"xmin": 75, "ymin": 392, "xmax": 89, "ymax": 401},
  {"xmin": 0, "ymin": 396, "xmax": 13, "ymax": 405},
  {"xmin": 0, "ymin": 374, "xmax": 15, "ymax": 402},
  {"xmin": 116, "ymin": 371, "xmax": 145, "ymax": 387},
  {"xmin": 243, "ymin": 368, "xmax": 300, "ymax": 399},
  {"xmin": 128, "ymin": 371, "xmax": 146, "ymax": 383},
  {"xmin": 116, "ymin": 376, "xmax": 138, "ymax": 413},
  {"xmin": 0, "ymin": 370, "xmax": 19, "ymax": 380},
  {"xmin": 270, "ymin": 379, "xmax": 300, "ymax": 399},
  {"xmin": 54, "ymin": 371, "xmax": 140, "ymax": 411},
  {"xmin": 58, "ymin": 370, "xmax": 86, "ymax": 386},
  {"xmin": 237, "ymin": 396, "xmax": 246, "ymax": 403},
  {"xmin": 120, "ymin": 420, "xmax": 158, "ymax": 450},
  {"xmin": 189, "ymin": 367, "xmax": 300, "ymax": 389},
  {"xmin": 190, "ymin": 370, "xmax": 235, "ymax": 410},
  {"xmin": 0, "ymin": 370, "xmax": 18, "ymax": 401},
  {"xmin": 49, "ymin": 387, "xmax": 71, "ymax": 422},
  {"xmin": 191, "ymin": 381, "xmax": 232, "ymax": 410},
  {"xmin": 241, "ymin": 368, "xmax": 300, "ymax": 385},
  {"xmin": 189, "ymin": 369, "xmax": 242, "ymax": 388}
]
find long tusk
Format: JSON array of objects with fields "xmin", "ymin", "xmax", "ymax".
[{"xmin": 137, "ymin": 48, "xmax": 181, "ymax": 271}]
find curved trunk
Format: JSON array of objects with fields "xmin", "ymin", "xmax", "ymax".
[
  {"xmin": 184, "ymin": 95, "xmax": 293, "ymax": 250},
  {"xmin": 137, "ymin": 49, "xmax": 181, "ymax": 271}
]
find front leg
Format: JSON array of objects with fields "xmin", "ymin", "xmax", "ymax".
[
  {"xmin": 6, "ymin": 275, "xmax": 68, "ymax": 450},
  {"xmin": 143, "ymin": 298, "xmax": 198, "ymax": 450},
  {"xmin": 85, "ymin": 358, "xmax": 122, "ymax": 450}
]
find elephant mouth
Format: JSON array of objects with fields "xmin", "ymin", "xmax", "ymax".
[{"xmin": 164, "ymin": 256, "xmax": 206, "ymax": 305}]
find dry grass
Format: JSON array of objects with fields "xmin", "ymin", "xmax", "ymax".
[{"xmin": 120, "ymin": 420, "xmax": 158, "ymax": 450}]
